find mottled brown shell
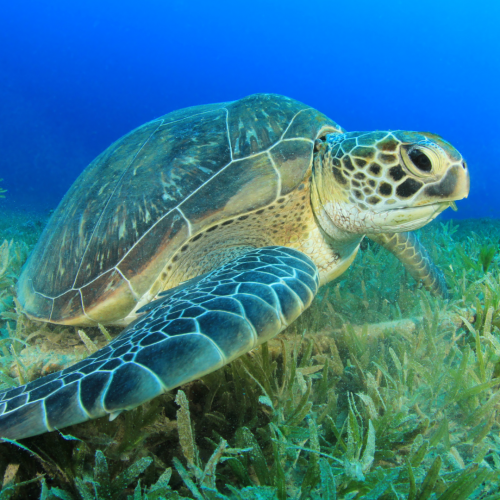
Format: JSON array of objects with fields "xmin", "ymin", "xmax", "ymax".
[{"xmin": 17, "ymin": 94, "xmax": 341, "ymax": 325}]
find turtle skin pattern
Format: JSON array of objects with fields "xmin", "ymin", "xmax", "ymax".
[{"xmin": 0, "ymin": 247, "xmax": 319, "ymax": 441}]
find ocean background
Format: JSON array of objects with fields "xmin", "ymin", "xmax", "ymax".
[
  {"xmin": 2, "ymin": 2, "xmax": 500, "ymax": 497},
  {"xmin": 0, "ymin": 0, "xmax": 498, "ymax": 219}
]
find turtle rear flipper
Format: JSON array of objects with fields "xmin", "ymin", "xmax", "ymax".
[{"xmin": 0, "ymin": 247, "xmax": 319, "ymax": 441}]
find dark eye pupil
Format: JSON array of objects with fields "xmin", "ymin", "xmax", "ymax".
[{"xmin": 409, "ymin": 149, "xmax": 432, "ymax": 172}]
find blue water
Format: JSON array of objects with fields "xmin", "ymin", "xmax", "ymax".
[{"xmin": 0, "ymin": 0, "xmax": 498, "ymax": 219}]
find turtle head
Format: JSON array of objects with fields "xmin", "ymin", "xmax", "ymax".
[{"xmin": 312, "ymin": 130, "xmax": 470, "ymax": 234}]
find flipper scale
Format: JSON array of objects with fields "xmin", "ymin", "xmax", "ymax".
[
  {"xmin": 0, "ymin": 247, "xmax": 318, "ymax": 440},
  {"xmin": 368, "ymin": 232, "xmax": 448, "ymax": 298}
]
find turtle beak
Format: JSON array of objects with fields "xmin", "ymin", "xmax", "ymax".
[{"xmin": 419, "ymin": 161, "xmax": 470, "ymax": 204}]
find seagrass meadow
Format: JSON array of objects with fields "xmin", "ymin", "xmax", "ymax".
[{"xmin": 0, "ymin": 207, "xmax": 500, "ymax": 499}]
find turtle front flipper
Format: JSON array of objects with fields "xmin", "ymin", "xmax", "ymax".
[
  {"xmin": 368, "ymin": 232, "xmax": 448, "ymax": 299},
  {"xmin": 0, "ymin": 247, "xmax": 319, "ymax": 441}
]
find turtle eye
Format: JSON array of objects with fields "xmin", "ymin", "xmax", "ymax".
[
  {"xmin": 402, "ymin": 146, "xmax": 436, "ymax": 177},
  {"xmin": 408, "ymin": 149, "xmax": 432, "ymax": 172}
]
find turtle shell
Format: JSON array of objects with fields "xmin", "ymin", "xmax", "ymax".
[{"xmin": 17, "ymin": 94, "xmax": 342, "ymax": 325}]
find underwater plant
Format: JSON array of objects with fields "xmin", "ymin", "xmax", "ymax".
[
  {"xmin": 0, "ymin": 217, "xmax": 500, "ymax": 498},
  {"xmin": 0, "ymin": 180, "xmax": 5, "ymax": 199},
  {"xmin": 479, "ymin": 243, "xmax": 498, "ymax": 273}
]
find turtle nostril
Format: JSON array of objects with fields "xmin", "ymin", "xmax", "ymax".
[{"xmin": 462, "ymin": 161, "xmax": 467, "ymax": 170}]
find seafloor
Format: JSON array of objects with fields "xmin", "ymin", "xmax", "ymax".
[{"xmin": 0, "ymin": 206, "xmax": 499, "ymax": 499}]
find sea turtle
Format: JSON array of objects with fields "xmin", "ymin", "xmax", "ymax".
[{"xmin": 1, "ymin": 94, "xmax": 469, "ymax": 440}]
